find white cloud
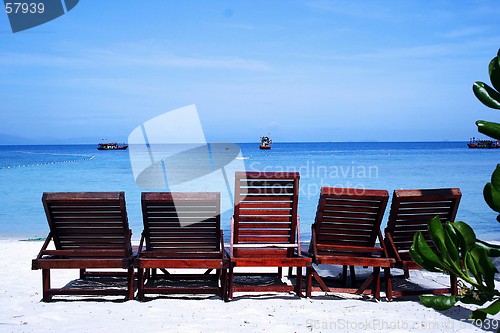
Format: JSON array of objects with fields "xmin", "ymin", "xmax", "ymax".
[
  {"xmin": 0, "ymin": 42, "xmax": 271, "ymax": 71},
  {"xmin": 437, "ymin": 27, "xmax": 488, "ymax": 39}
]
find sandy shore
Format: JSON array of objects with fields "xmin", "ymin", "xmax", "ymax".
[{"xmin": 1, "ymin": 239, "xmax": 499, "ymax": 333}]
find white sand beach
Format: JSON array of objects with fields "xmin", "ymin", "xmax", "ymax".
[{"xmin": 1, "ymin": 240, "xmax": 499, "ymax": 332}]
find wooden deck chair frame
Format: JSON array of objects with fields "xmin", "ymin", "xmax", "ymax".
[
  {"xmin": 135, "ymin": 192, "xmax": 228, "ymax": 301},
  {"xmin": 227, "ymin": 171, "xmax": 311, "ymax": 300},
  {"xmin": 32, "ymin": 192, "xmax": 134, "ymax": 302},
  {"xmin": 305, "ymin": 187, "xmax": 395, "ymax": 300},
  {"xmin": 384, "ymin": 188, "xmax": 461, "ymax": 297}
]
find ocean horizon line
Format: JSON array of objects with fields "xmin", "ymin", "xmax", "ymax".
[{"xmin": 0, "ymin": 140, "xmax": 473, "ymax": 146}]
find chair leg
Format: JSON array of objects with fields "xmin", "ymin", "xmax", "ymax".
[
  {"xmin": 42, "ymin": 269, "xmax": 52, "ymax": 302},
  {"xmin": 227, "ymin": 264, "xmax": 234, "ymax": 301},
  {"xmin": 373, "ymin": 267, "xmax": 381, "ymax": 301},
  {"xmin": 295, "ymin": 267, "xmax": 303, "ymax": 297},
  {"xmin": 341, "ymin": 265, "xmax": 348, "ymax": 287},
  {"xmin": 450, "ymin": 274, "xmax": 458, "ymax": 295},
  {"xmin": 307, "ymin": 264, "xmax": 330, "ymax": 295},
  {"xmin": 384, "ymin": 267, "xmax": 392, "ymax": 301},
  {"xmin": 350, "ymin": 266, "xmax": 356, "ymax": 286},
  {"xmin": 137, "ymin": 268, "xmax": 145, "ymax": 301},
  {"xmin": 306, "ymin": 265, "xmax": 313, "ymax": 298},
  {"xmin": 126, "ymin": 268, "xmax": 134, "ymax": 301},
  {"xmin": 220, "ymin": 265, "xmax": 228, "ymax": 301},
  {"xmin": 403, "ymin": 265, "xmax": 410, "ymax": 279}
]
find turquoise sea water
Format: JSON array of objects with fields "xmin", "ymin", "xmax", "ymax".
[{"xmin": 1, "ymin": 142, "xmax": 499, "ymax": 241}]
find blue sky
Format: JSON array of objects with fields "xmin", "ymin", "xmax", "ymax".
[{"xmin": 1, "ymin": 1, "xmax": 500, "ymax": 143}]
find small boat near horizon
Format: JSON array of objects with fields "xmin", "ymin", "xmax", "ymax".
[
  {"xmin": 97, "ymin": 142, "xmax": 128, "ymax": 150},
  {"xmin": 259, "ymin": 135, "xmax": 272, "ymax": 150},
  {"xmin": 467, "ymin": 138, "xmax": 500, "ymax": 149}
]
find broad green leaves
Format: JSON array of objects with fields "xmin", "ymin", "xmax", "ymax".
[
  {"xmin": 473, "ymin": 82, "xmax": 500, "ymax": 110},
  {"xmin": 420, "ymin": 295, "xmax": 460, "ymax": 311},
  {"xmin": 473, "ymin": 49, "xmax": 500, "ymax": 111},
  {"xmin": 476, "ymin": 120, "xmax": 500, "ymax": 140},
  {"xmin": 410, "ymin": 218, "xmax": 499, "ymax": 319},
  {"xmin": 473, "ymin": 49, "xmax": 500, "ymax": 142},
  {"xmin": 415, "ymin": 48, "xmax": 500, "ymax": 320},
  {"xmin": 483, "ymin": 164, "xmax": 500, "ymax": 220}
]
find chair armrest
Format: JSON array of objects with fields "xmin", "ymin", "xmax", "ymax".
[
  {"xmin": 384, "ymin": 231, "xmax": 402, "ymax": 261},
  {"xmin": 310, "ymin": 224, "xmax": 318, "ymax": 257},
  {"xmin": 35, "ymin": 233, "xmax": 53, "ymax": 260},
  {"xmin": 220, "ymin": 230, "xmax": 226, "ymax": 258},
  {"xmin": 378, "ymin": 230, "xmax": 390, "ymax": 258},
  {"xmin": 230, "ymin": 215, "xmax": 235, "ymax": 256},
  {"xmin": 297, "ymin": 214, "xmax": 301, "ymax": 255},
  {"xmin": 136, "ymin": 231, "xmax": 145, "ymax": 257}
]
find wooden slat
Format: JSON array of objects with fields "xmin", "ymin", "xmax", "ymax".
[
  {"xmin": 238, "ymin": 195, "xmax": 292, "ymax": 202},
  {"xmin": 385, "ymin": 188, "xmax": 462, "ymax": 272},
  {"xmin": 142, "ymin": 192, "xmax": 221, "ymax": 252},
  {"xmin": 310, "ymin": 187, "xmax": 389, "ymax": 267}
]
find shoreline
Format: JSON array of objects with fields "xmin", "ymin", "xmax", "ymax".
[{"xmin": 3, "ymin": 240, "xmax": 499, "ymax": 332}]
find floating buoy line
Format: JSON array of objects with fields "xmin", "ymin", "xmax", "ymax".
[{"xmin": 0, "ymin": 154, "xmax": 95, "ymax": 170}]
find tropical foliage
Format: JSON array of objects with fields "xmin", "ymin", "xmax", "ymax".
[{"xmin": 410, "ymin": 48, "xmax": 500, "ymax": 320}]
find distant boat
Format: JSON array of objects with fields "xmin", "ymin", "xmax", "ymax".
[
  {"xmin": 467, "ymin": 138, "xmax": 500, "ymax": 149},
  {"xmin": 259, "ymin": 136, "xmax": 272, "ymax": 150},
  {"xmin": 97, "ymin": 142, "xmax": 128, "ymax": 150}
]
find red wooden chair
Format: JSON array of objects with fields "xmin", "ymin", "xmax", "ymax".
[
  {"xmin": 32, "ymin": 192, "xmax": 134, "ymax": 302},
  {"xmin": 384, "ymin": 188, "xmax": 461, "ymax": 296},
  {"xmin": 227, "ymin": 171, "xmax": 311, "ymax": 300},
  {"xmin": 135, "ymin": 192, "xmax": 228, "ymax": 301},
  {"xmin": 305, "ymin": 187, "xmax": 394, "ymax": 300}
]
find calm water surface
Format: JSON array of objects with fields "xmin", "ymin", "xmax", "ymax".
[{"xmin": 0, "ymin": 142, "xmax": 498, "ymax": 241}]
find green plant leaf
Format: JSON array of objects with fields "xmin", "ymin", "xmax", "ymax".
[
  {"xmin": 428, "ymin": 217, "xmax": 461, "ymax": 272},
  {"xmin": 470, "ymin": 298, "xmax": 500, "ymax": 320},
  {"xmin": 453, "ymin": 221, "xmax": 476, "ymax": 252},
  {"xmin": 488, "ymin": 56, "xmax": 500, "ymax": 92},
  {"xmin": 420, "ymin": 295, "xmax": 459, "ymax": 311},
  {"xmin": 410, "ymin": 231, "xmax": 444, "ymax": 272},
  {"xmin": 452, "ymin": 226, "xmax": 467, "ymax": 261},
  {"xmin": 473, "ymin": 82, "xmax": 500, "ymax": 109},
  {"xmin": 483, "ymin": 182, "xmax": 500, "ymax": 213},
  {"xmin": 428, "ymin": 216, "xmax": 447, "ymax": 253},
  {"xmin": 491, "ymin": 164, "xmax": 500, "ymax": 190},
  {"xmin": 476, "ymin": 239, "xmax": 500, "ymax": 257},
  {"xmin": 470, "ymin": 247, "xmax": 497, "ymax": 290},
  {"xmin": 465, "ymin": 251, "xmax": 480, "ymax": 281},
  {"xmin": 443, "ymin": 222, "xmax": 460, "ymax": 262},
  {"xmin": 476, "ymin": 120, "xmax": 500, "ymax": 140}
]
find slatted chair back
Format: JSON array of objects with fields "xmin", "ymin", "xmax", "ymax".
[
  {"xmin": 141, "ymin": 192, "xmax": 221, "ymax": 254},
  {"xmin": 313, "ymin": 187, "xmax": 389, "ymax": 256},
  {"xmin": 385, "ymin": 188, "xmax": 462, "ymax": 260},
  {"xmin": 42, "ymin": 192, "xmax": 131, "ymax": 255},
  {"xmin": 232, "ymin": 171, "xmax": 300, "ymax": 258}
]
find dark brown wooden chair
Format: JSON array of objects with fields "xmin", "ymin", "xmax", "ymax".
[
  {"xmin": 135, "ymin": 192, "xmax": 228, "ymax": 301},
  {"xmin": 384, "ymin": 188, "xmax": 462, "ymax": 296},
  {"xmin": 305, "ymin": 187, "xmax": 394, "ymax": 300},
  {"xmin": 227, "ymin": 171, "xmax": 311, "ymax": 300},
  {"xmin": 32, "ymin": 192, "xmax": 134, "ymax": 302}
]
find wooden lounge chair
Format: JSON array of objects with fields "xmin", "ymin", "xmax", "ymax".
[
  {"xmin": 305, "ymin": 187, "xmax": 395, "ymax": 300},
  {"xmin": 384, "ymin": 188, "xmax": 462, "ymax": 296},
  {"xmin": 227, "ymin": 171, "xmax": 311, "ymax": 300},
  {"xmin": 135, "ymin": 192, "xmax": 228, "ymax": 301},
  {"xmin": 32, "ymin": 192, "xmax": 134, "ymax": 302}
]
